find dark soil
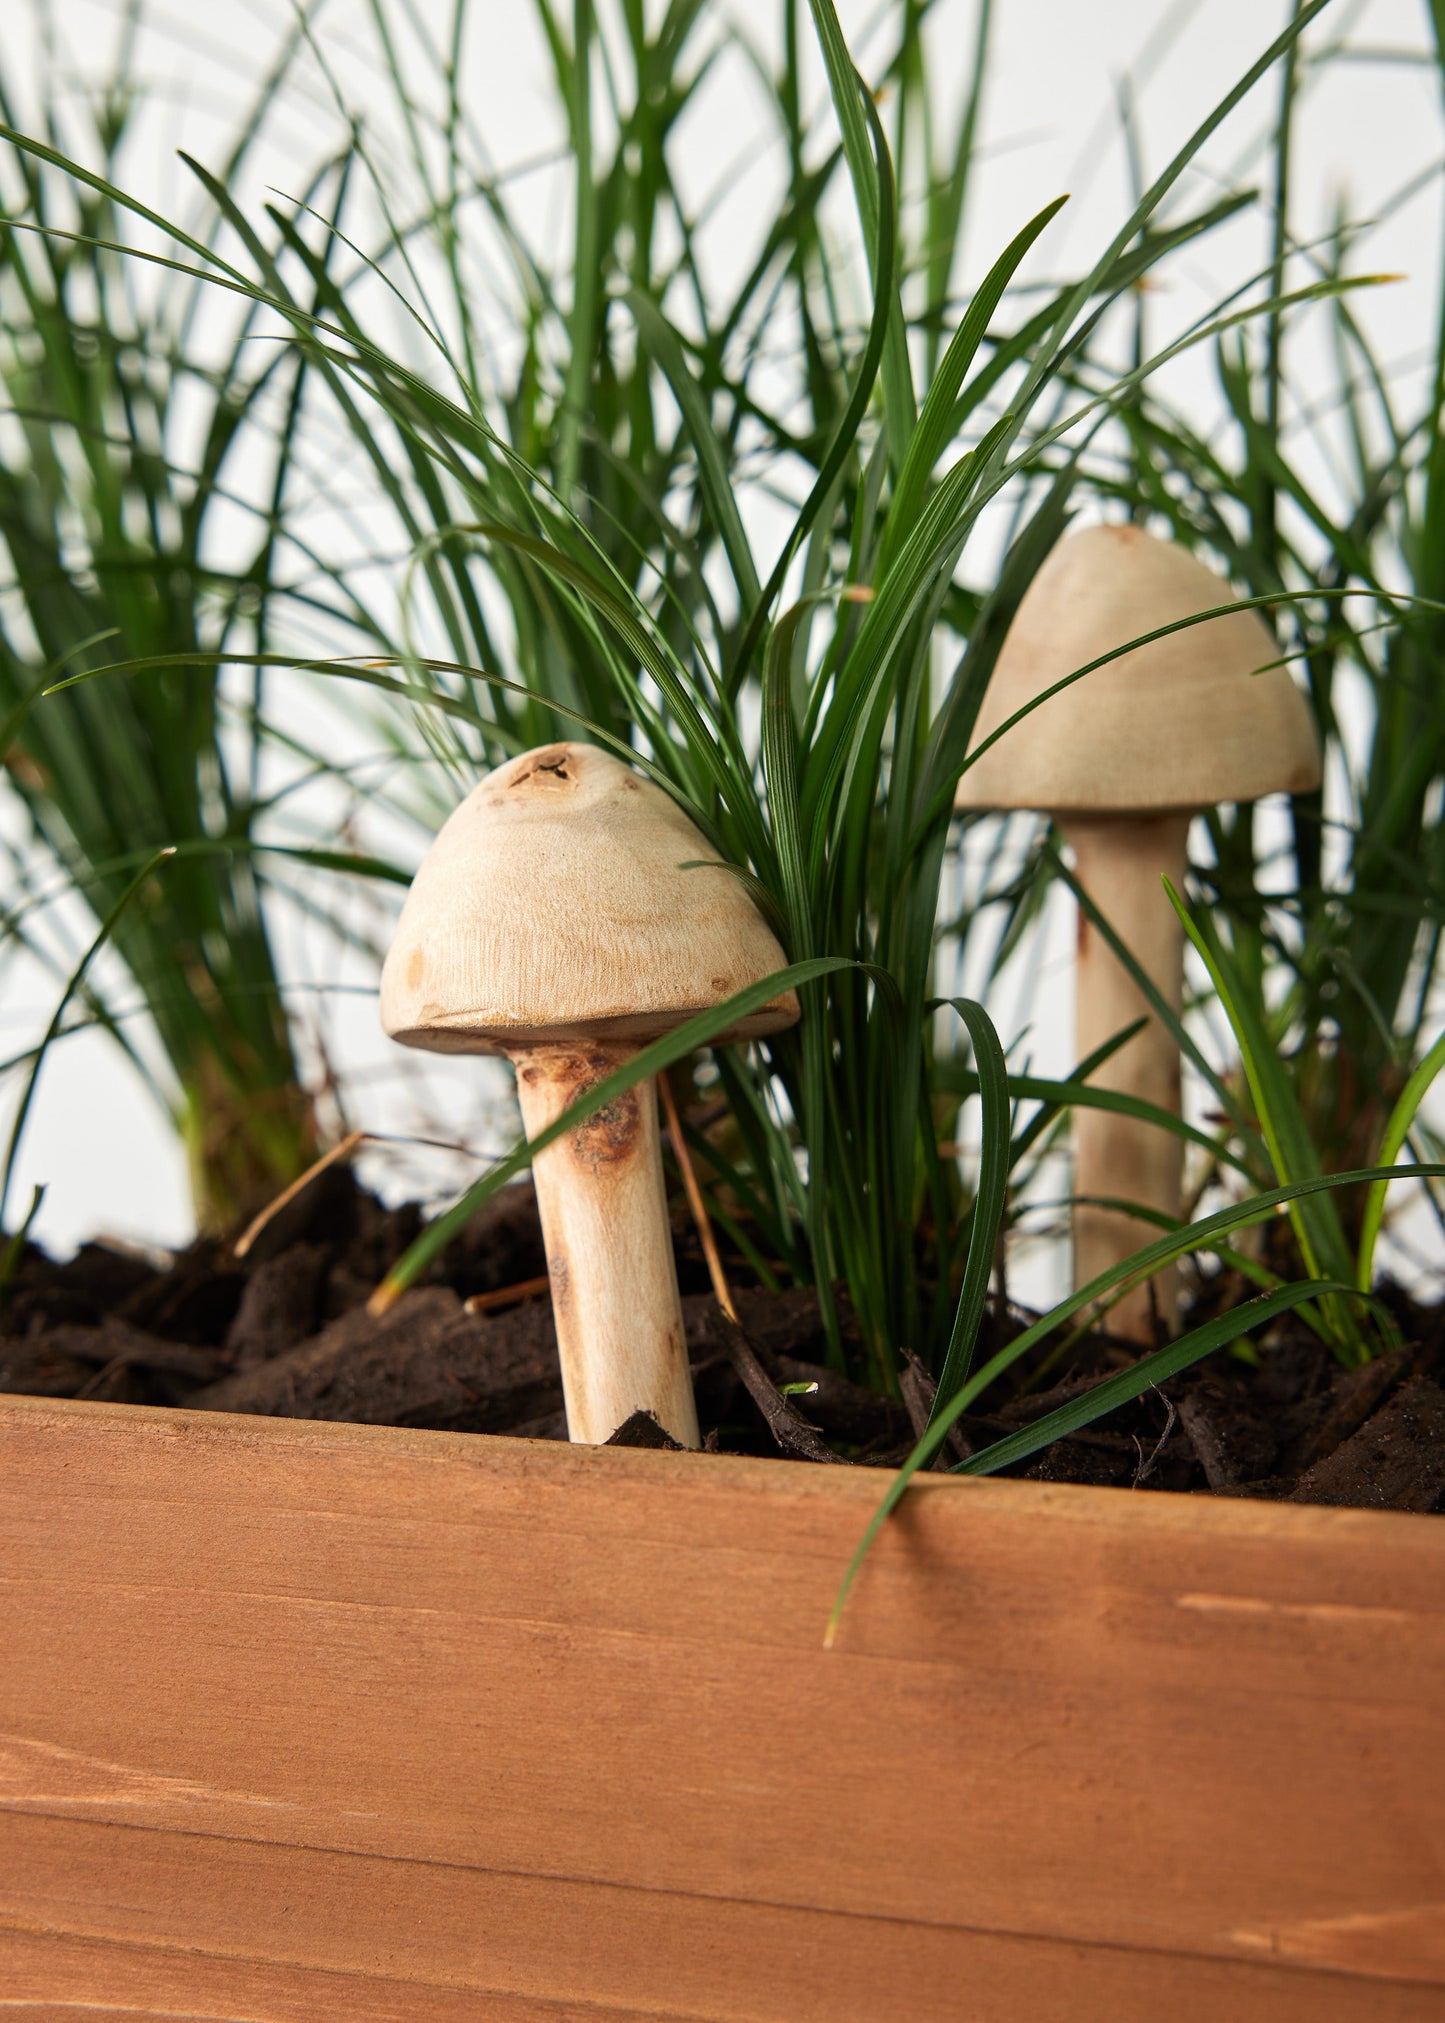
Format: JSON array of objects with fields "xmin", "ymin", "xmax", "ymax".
[{"xmin": 3, "ymin": 1165, "xmax": 1442, "ymax": 1513}]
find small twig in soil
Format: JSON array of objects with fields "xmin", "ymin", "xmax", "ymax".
[
  {"xmin": 236, "ymin": 1125, "xmax": 511, "ymax": 1262},
  {"xmin": 1132, "ymin": 1389, "xmax": 1177, "ymax": 1487},
  {"xmin": 1176, "ymin": 1392, "xmax": 1235, "ymax": 1490},
  {"xmin": 234, "ymin": 1131, "xmax": 365, "ymax": 1258},
  {"xmin": 464, "ymin": 1275, "xmax": 551, "ymax": 1316},
  {"xmin": 713, "ymin": 1309, "xmax": 847, "ymax": 1463},
  {"xmin": 75, "ymin": 1354, "xmax": 128, "ymax": 1401},
  {"xmin": 898, "ymin": 1345, "xmax": 972, "ymax": 1467},
  {"xmin": 1146, "ymin": 1274, "xmax": 1165, "ymax": 1348}
]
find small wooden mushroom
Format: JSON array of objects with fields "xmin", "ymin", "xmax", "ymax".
[
  {"xmin": 380, "ymin": 743, "xmax": 798, "ymax": 1445},
  {"xmin": 956, "ymin": 524, "xmax": 1321, "ymax": 1339}
]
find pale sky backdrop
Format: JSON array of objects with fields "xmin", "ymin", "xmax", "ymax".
[{"xmin": 3, "ymin": 0, "xmax": 1442, "ymax": 1307}]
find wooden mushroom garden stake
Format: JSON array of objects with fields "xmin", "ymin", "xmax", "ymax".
[
  {"xmin": 956, "ymin": 524, "xmax": 1321, "ymax": 1340},
  {"xmin": 381, "ymin": 742, "xmax": 798, "ymax": 1446}
]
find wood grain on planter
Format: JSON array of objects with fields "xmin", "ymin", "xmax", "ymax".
[{"xmin": 1, "ymin": 1394, "xmax": 1442, "ymax": 2020}]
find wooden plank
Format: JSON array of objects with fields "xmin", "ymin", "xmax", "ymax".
[
  {"xmin": 2, "ymin": 1393, "xmax": 1444, "ymax": 2019},
  {"xmin": 0, "ymin": 1924, "xmax": 633, "ymax": 2023},
  {"xmin": 6, "ymin": 1824, "xmax": 1445, "ymax": 2023}
]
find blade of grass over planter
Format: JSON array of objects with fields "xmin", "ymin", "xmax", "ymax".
[
  {"xmin": 0, "ymin": 45, "xmax": 363, "ymax": 1227},
  {"xmin": 927, "ymin": 997, "xmax": 1009, "ymax": 1419},
  {"xmin": 938, "ymin": 1166, "xmax": 1445, "ymax": 1437},
  {"xmin": 953, "ymin": 1278, "xmax": 1369, "ymax": 1479},
  {"xmin": 826, "ymin": 1162, "xmax": 1445, "ymax": 1647},
  {"xmin": 1356, "ymin": 1029, "xmax": 1445, "ymax": 1291},
  {"xmin": 0, "ymin": 1183, "xmax": 43, "ymax": 1307},
  {"xmin": 1165, "ymin": 877, "xmax": 1365, "ymax": 1359}
]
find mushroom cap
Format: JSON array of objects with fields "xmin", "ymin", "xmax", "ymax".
[
  {"xmin": 954, "ymin": 524, "xmax": 1322, "ymax": 815},
  {"xmin": 381, "ymin": 742, "xmax": 799, "ymax": 1055}
]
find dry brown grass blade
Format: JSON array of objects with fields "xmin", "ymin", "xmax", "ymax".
[
  {"xmin": 659, "ymin": 1070, "xmax": 738, "ymax": 1323},
  {"xmin": 232, "ymin": 1130, "xmax": 366, "ymax": 1258}
]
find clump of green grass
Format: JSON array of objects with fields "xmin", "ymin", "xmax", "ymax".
[
  {"xmin": 0, "ymin": 30, "xmax": 344, "ymax": 1229},
  {"xmin": 1003, "ymin": 0, "xmax": 1445, "ymax": 1341}
]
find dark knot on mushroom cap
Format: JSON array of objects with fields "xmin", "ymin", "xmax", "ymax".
[
  {"xmin": 954, "ymin": 524, "xmax": 1322, "ymax": 816},
  {"xmin": 380, "ymin": 742, "xmax": 799, "ymax": 1054}
]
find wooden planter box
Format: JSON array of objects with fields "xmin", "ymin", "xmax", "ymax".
[{"xmin": 2, "ymin": 1390, "xmax": 1443, "ymax": 2019}]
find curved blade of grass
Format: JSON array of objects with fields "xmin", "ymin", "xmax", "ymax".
[
  {"xmin": 976, "ymin": 0, "xmax": 1335, "ymax": 469},
  {"xmin": 805, "ymin": 0, "xmax": 914, "ymax": 465},
  {"xmin": 939, "ymin": 1061, "xmax": 1256, "ymax": 1180},
  {"xmin": 821, "ymin": 1270, "xmax": 1376, "ymax": 1650},
  {"xmin": 1164, "ymin": 877, "xmax": 1359, "ymax": 1355},
  {"xmin": 678, "ymin": 859, "xmax": 790, "ymax": 949},
  {"xmin": 825, "ymin": 1159, "xmax": 1445, "ymax": 1645},
  {"xmin": 954, "ymin": 1277, "xmax": 1364, "ymax": 1479},
  {"xmin": 929, "ymin": 997, "xmax": 1009, "ymax": 1417},
  {"xmin": 734, "ymin": 74, "xmax": 897, "ymax": 680},
  {"xmin": 1356, "ymin": 1026, "xmax": 1445, "ymax": 1289},
  {"xmin": 370, "ymin": 955, "xmax": 862, "ymax": 1313},
  {"xmin": 626, "ymin": 287, "xmax": 760, "ymax": 618},
  {"xmin": 953, "ymin": 592, "xmax": 1407, "ymax": 807},
  {"xmin": 1, "ymin": 838, "xmax": 411, "ymax": 926},
  {"xmin": 877, "ymin": 195, "xmax": 1068, "ymax": 585},
  {"xmin": 1049, "ymin": 844, "xmax": 1243, "ymax": 1126},
  {"xmin": 0, "ymin": 632, "xmax": 121, "ymax": 757},
  {"xmin": 1003, "ymin": 1013, "xmax": 1148, "ymax": 1162},
  {"xmin": 43, "ymin": 644, "xmax": 740, "ymax": 848},
  {"xmin": 0, "ymin": 848, "xmax": 174, "ymax": 1230},
  {"xmin": 0, "ymin": 1184, "xmax": 45, "ymax": 1309}
]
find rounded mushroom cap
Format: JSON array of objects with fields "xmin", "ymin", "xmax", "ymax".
[
  {"xmin": 381, "ymin": 743, "xmax": 799, "ymax": 1055},
  {"xmin": 954, "ymin": 524, "xmax": 1322, "ymax": 815}
]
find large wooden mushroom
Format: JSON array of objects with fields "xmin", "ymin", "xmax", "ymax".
[
  {"xmin": 956, "ymin": 524, "xmax": 1321, "ymax": 1339},
  {"xmin": 381, "ymin": 742, "xmax": 798, "ymax": 1446}
]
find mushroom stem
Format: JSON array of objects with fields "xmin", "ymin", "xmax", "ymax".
[
  {"xmin": 1061, "ymin": 813, "xmax": 1191, "ymax": 1341},
  {"xmin": 512, "ymin": 1042, "xmax": 700, "ymax": 1448}
]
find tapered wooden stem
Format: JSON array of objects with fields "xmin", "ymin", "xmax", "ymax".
[
  {"xmin": 512, "ymin": 1044, "xmax": 700, "ymax": 1448},
  {"xmin": 1062, "ymin": 814, "xmax": 1191, "ymax": 1342}
]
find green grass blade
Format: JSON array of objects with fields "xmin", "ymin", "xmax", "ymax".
[
  {"xmin": 1165, "ymin": 879, "xmax": 1356, "ymax": 1300},
  {"xmin": 821, "ymin": 1157, "xmax": 1434, "ymax": 1647},
  {"xmin": 804, "ymin": 0, "xmax": 915, "ymax": 465},
  {"xmin": 0, "ymin": 1183, "xmax": 45, "ymax": 1308},
  {"xmin": 929, "ymin": 997, "xmax": 1009, "ymax": 1416},
  {"xmin": 0, "ymin": 848, "xmax": 174, "ymax": 1230},
  {"xmin": 955, "ymin": 1278, "xmax": 1364, "ymax": 1478},
  {"xmin": 734, "ymin": 73, "xmax": 897, "ymax": 679},
  {"xmin": 627, "ymin": 287, "xmax": 761, "ymax": 618},
  {"xmin": 1356, "ymin": 1027, "xmax": 1445, "ymax": 1290},
  {"xmin": 939, "ymin": 1062, "xmax": 1256, "ymax": 1181},
  {"xmin": 879, "ymin": 194, "xmax": 1067, "ymax": 585},
  {"xmin": 880, "ymin": 1161, "xmax": 1445, "ymax": 1477}
]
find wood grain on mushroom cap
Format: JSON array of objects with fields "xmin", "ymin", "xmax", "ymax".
[
  {"xmin": 954, "ymin": 524, "xmax": 1322, "ymax": 815},
  {"xmin": 381, "ymin": 743, "xmax": 798, "ymax": 1053}
]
